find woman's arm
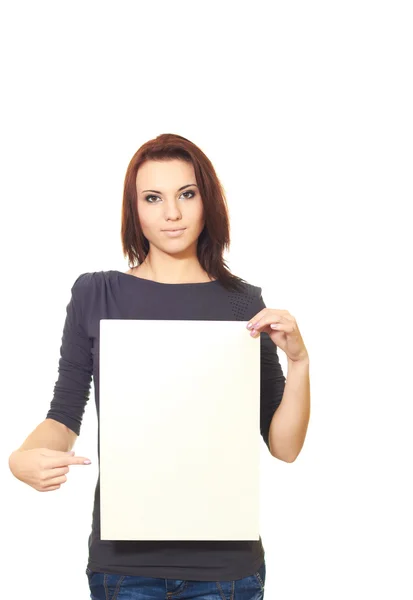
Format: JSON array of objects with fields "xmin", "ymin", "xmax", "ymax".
[
  {"xmin": 269, "ymin": 358, "xmax": 310, "ymax": 462},
  {"xmin": 8, "ymin": 419, "xmax": 91, "ymax": 489},
  {"xmin": 11, "ymin": 418, "xmax": 77, "ymax": 455}
]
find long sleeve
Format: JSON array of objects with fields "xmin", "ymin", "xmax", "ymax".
[
  {"xmin": 248, "ymin": 288, "xmax": 286, "ymax": 453},
  {"xmin": 46, "ymin": 273, "xmax": 93, "ymax": 436}
]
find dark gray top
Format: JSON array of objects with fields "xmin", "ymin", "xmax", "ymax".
[{"xmin": 46, "ymin": 270, "xmax": 286, "ymax": 581}]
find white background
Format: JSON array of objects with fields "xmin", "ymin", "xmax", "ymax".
[{"xmin": 1, "ymin": 1, "xmax": 412, "ymax": 598}]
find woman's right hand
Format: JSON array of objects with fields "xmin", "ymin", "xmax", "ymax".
[{"xmin": 8, "ymin": 448, "xmax": 92, "ymax": 492}]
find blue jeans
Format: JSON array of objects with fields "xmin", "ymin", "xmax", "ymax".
[{"xmin": 86, "ymin": 560, "xmax": 266, "ymax": 599}]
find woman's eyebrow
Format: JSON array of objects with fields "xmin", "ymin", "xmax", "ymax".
[{"xmin": 141, "ymin": 184, "xmax": 198, "ymax": 194}]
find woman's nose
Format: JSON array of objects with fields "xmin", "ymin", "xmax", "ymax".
[{"xmin": 163, "ymin": 203, "xmax": 182, "ymax": 219}]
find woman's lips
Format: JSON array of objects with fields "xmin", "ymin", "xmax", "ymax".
[{"xmin": 162, "ymin": 228, "xmax": 186, "ymax": 237}]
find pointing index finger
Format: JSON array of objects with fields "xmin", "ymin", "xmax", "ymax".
[{"xmin": 47, "ymin": 454, "xmax": 92, "ymax": 467}]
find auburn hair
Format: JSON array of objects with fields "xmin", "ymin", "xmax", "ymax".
[{"xmin": 120, "ymin": 133, "xmax": 248, "ymax": 292}]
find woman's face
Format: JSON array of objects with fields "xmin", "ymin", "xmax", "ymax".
[{"xmin": 135, "ymin": 159, "xmax": 205, "ymax": 255}]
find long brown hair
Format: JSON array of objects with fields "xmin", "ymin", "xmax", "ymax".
[{"xmin": 120, "ymin": 133, "xmax": 248, "ymax": 292}]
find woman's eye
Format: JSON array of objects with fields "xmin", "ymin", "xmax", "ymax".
[
  {"xmin": 144, "ymin": 190, "xmax": 195, "ymax": 203},
  {"xmin": 182, "ymin": 190, "xmax": 195, "ymax": 198}
]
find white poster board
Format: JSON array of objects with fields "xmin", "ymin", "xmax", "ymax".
[{"xmin": 99, "ymin": 319, "xmax": 261, "ymax": 541}]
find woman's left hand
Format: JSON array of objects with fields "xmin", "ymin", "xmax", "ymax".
[{"xmin": 247, "ymin": 308, "xmax": 309, "ymax": 363}]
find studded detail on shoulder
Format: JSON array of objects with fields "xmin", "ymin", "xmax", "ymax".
[{"xmin": 227, "ymin": 282, "xmax": 262, "ymax": 321}]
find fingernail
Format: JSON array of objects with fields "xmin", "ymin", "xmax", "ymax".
[
  {"xmin": 84, "ymin": 460, "xmax": 91, "ymax": 464},
  {"xmin": 247, "ymin": 323, "xmax": 253, "ymax": 329}
]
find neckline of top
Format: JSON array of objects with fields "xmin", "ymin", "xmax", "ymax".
[{"xmin": 112, "ymin": 270, "xmax": 220, "ymax": 287}]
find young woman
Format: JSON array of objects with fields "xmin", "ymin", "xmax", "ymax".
[{"xmin": 9, "ymin": 133, "xmax": 310, "ymax": 599}]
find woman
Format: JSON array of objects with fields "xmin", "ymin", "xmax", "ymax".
[{"xmin": 9, "ymin": 133, "xmax": 310, "ymax": 599}]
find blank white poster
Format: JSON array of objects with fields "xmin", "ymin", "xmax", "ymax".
[{"xmin": 99, "ymin": 319, "xmax": 261, "ymax": 541}]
